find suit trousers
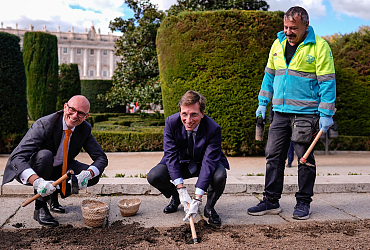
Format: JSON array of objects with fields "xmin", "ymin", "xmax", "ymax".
[
  {"xmin": 147, "ymin": 162, "xmax": 227, "ymax": 209},
  {"xmin": 263, "ymin": 112, "xmax": 316, "ymax": 203},
  {"xmin": 29, "ymin": 149, "xmax": 101, "ymax": 201}
]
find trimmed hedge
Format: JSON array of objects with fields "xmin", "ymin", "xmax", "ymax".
[
  {"xmin": 56, "ymin": 63, "xmax": 81, "ymax": 110},
  {"xmin": 23, "ymin": 32, "xmax": 59, "ymax": 120},
  {"xmin": 0, "ymin": 32, "xmax": 28, "ymax": 150},
  {"xmin": 325, "ymin": 27, "xmax": 370, "ymax": 136},
  {"xmin": 91, "ymin": 131, "xmax": 163, "ymax": 152},
  {"xmin": 81, "ymin": 80, "xmax": 126, "ymax": 113},
  {"xmin": 157, "ymin": 10, "xmax": 284, "ymax": 155}
]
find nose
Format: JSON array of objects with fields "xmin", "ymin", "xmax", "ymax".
[{"xmin": 70, "ymin": 111, "xmax": 79, "ymax": 119}]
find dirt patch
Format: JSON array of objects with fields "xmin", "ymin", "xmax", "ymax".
[{"xmin": 1, "ymin": 219, "xmax": 370, "ymax": 249}]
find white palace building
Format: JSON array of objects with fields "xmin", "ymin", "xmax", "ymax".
[{"xmin": 0, "ymin": 22, "xmax": 121, "ymax": 80}]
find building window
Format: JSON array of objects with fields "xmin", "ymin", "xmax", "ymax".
[
  {"xmin": 90, "ymin": 49, "xmax": 94, "ymax": 55},
  {"xmin": 103, "ymin": 71, "xmax": 107, "ymax": 77},
  {"xmin": 63, "ymin": 48, "xmax": 67, "ymax": 53},
  {"xmin": 103, "ymin": 50, "xmax": 108, "ymax": 55},
  {"xmin": 90, "ymin": 70, "xmax": 94, "ymax": 76},
  {"xmin": 77, "ymin": 48, "xmax": 81, "ymax": 54}
]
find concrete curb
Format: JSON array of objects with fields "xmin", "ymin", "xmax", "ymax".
[{"xmin": 3, "ymin": 175, "xmax": 370, "ymax": 196}]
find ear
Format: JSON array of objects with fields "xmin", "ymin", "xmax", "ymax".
[
  {"xmin": 305, "ymin": 21, "xmax": 309, "ymax": 29},
  {"xmin": 201, "ymin": 110, "xmax": 205, "ymax": 118}
]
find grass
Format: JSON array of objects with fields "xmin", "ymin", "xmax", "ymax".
[
  {"xmin": 113, "ymin": 173, "xmax": 147, "ymax": 178},
  {"xmin": 244, "ymin": 173, "xmax": 265, "ymax": 176},
  {"xmin": 348, "ymin": 172, "xmax": 362, "ymax": 175},
  {"xmin": 92, "ymin": 115, "xmax": 165, "ymax": 133}
]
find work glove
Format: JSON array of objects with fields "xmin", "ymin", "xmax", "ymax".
[
  {"xmin": 76, "ymin": 170, "xmax": 92, "ymax": 190},
  {"xmin": 177, "ymin": 187, "xmax": 192, "ymax": 213},
  {"xmin": 33, "ymin": 178, "xmax": 56, "ymax": 197},
  {"xmin": 256, "ymin": 105, "xmax": 267, "ymax": 119},
  {"xmin": 319, "ymin": 117, "xmax": 334, "ymax": 133},
  {"xmin": 183, "ymin": 198, "xmax": 201, "ymax": 222}
]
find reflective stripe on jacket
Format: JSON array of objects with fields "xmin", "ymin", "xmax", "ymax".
[{"xmin": 258, "ymin": 26, "xmax": 336, "ymax": 117}]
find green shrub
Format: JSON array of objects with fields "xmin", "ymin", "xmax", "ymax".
[
  {"xmin": 315, "ymin": 136, "xmax": 370, "ymax": 151},
  {"xmin": 56, "ymin": 63, "xmax": 81, "ymax": 110},
  {"xmin": 23, "ymin": 32, "xmax": 58, "ymax": 120},
  {"xmin": 157, "ymin": 10, "xmax": 284, "ymax": 155},
  {"xmin": 0, "ymin": 32, "xmax": 28, "ymax": 148},
  {"xmin": 325, "ymin": 26, "xmax": 370, "ymax": 136},
  {"xmin": 81, "ymin": 80, "xmax": 126, "ymax": 113},
  {"xmin": 0, "ymin": 133, "xmax": 26, "ymax": 154},
  {"xmin": 91, "ymin": 131, "xmax": 163, "ymax": 152}
]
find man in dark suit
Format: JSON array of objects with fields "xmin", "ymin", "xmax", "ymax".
[
  {"xmin": 147, "ymin": 90, "xmax": 229, "ymax": 226},
  {"xmin": 2, "ymin": 95, "xmax": 108, "ymax": 226}
]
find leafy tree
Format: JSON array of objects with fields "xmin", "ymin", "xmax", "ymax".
[
  {"xmin": 167, "ymin": 0, "xmax": 269, "ymax": 15},
  {"xmin": 56, "ymin": 63, "xmax": 81, "ymax": 110},
  {"xmin": 99, "ymin": 0, "xmax": 165, "ymax": 110},
  {"xmin": 102, "ymin": 0, "xmax": 268, "ymax": 110}
]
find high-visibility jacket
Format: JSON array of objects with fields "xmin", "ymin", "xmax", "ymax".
[{"xmin": 258, "ymin": 26, "xmax": 336, "ymax": 117}]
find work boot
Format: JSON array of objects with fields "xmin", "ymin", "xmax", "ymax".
[
  {"xmin": 204, "ymin": 207, "xmax": 221, "ymax": 226},
  {"xmin": 34, "ymin": 201, "xmax": 59, "ymax": 227},
  {"xmin": 163, "ymin": 196, "xmax": 180, "ymax": 213},
  {"xmin": 47, "ymin": 192, "xmax": 65, "ymax": 213}
]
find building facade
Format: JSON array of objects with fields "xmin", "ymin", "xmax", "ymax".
[{"xmin": 0, "ymin": 22, "xmax": 120, "ymax": 80}]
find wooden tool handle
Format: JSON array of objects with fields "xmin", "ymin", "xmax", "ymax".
[
  {"xmin": 299, "ymin": 128, "xmax": 323, "ymax": 164},
  {"xmin": 187, "ymin": 203, "xmax": 199, "ymax": 244},
  {"xmin": 22, "ymin": 170, "xmax": 74, "ymax": 207}
]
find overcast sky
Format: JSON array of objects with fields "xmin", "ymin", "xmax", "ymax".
[{"xmin": 1, "ymin": 0, "xmax": 370, "ymax": 37}]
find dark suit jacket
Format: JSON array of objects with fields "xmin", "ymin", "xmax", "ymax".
[
  {"xmin": 159, "ymin": 113, "xmax": 229, "ymax": 191},
  {"xmin": 2, "ymin": 111, "xmax": 108, "ymax": 185}
]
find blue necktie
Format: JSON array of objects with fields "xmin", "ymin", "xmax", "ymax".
[{"xmin": 187, "ymin": 131, "xmax": 197, "ymax": 174}]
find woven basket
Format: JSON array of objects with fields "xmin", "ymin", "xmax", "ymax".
[
  {"xmin": 117, "ymin": 198, "xmax": 141, "ymax": 217},
  {"xmin": 81, "ymin": 199, "xmax": 109, "ymax": 227}
]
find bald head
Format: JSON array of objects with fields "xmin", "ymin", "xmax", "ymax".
[
  {"xmin": 63, "ymin": 95, "xmax": 90, "ymax": 129},
  {"xmin": 68, "ymin": 95, "xmax": 90, "ymax": 113}
]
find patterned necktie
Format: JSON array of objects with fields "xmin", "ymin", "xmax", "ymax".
[
  {"xmin": 187, "ymin": 131, "xmax": 197, "ymax": 174},
  {"xmin": 61, "ymin": 129, "xmax": 72, "ymax": 195}
]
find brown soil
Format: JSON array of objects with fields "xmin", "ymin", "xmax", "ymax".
[{"xmin": 1, "ymin": 219, "xmax": 370, "ymax": 249}]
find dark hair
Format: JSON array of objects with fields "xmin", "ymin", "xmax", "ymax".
[
  {"xmin": 178, "ymin": 90, "xmax": 206, "ymax": 113},
  {"xmin": 284, "ymin": 6, "xmax": 309, "ymax": 24}
]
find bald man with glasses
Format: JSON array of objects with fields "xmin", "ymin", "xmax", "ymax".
[{"xmin": 2, "ymin": 95, "xmax": 108, "ymax": 227}]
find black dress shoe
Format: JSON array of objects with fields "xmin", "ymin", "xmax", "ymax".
[
  {"xmin": 163, "ymin": 197, "xmax": 180, "ymax": 214},
  {"xmin": 47, "ymin": 199, "xmax": 66, "ymax": 213},
  {"xmin": 34, "ymin": 206, "xmax": 59, "ymax": 227},
  {"xmin": 204, "ymin": 207, "xmax": 221, "ymax": 226}
]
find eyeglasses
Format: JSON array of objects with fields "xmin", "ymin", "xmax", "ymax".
[{"xmin": 66, "ymin": 103, "xmax": 88, "ymax": 118}]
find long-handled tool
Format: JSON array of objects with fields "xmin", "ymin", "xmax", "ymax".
[
  {"xmin": 22, "ymin": 170, "xmax": 74, "ymax": 207},
  {"xmin": 299, "ymin": 128, "xmax": 323, "ymax": 165},
  {"xmin": 187, "ymin": 203, "xmax": 199, "ymax": 244},
  {"xmin": 300, "ymin": 109, "xmax": 336, "ymax": 165}
]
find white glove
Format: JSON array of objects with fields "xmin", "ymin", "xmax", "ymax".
[
  {"xmin": 76, "ymin": 170, "xmax": 92, "ymax": 190},
  {"xmin": 33, "ymin": 178, "xmax": 56, "ymax": 197},
  {"xmin": 177, "ymin": 187, "xmax": 192, "ymax": 213},
  {"xmin": 183, "ymin": 199, "xmax": 201, "ymax": 222}
]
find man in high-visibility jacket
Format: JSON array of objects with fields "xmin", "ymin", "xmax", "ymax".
[{"xmin": 248, "ymin": 6, "xmax": 336, "ymax": 220}]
